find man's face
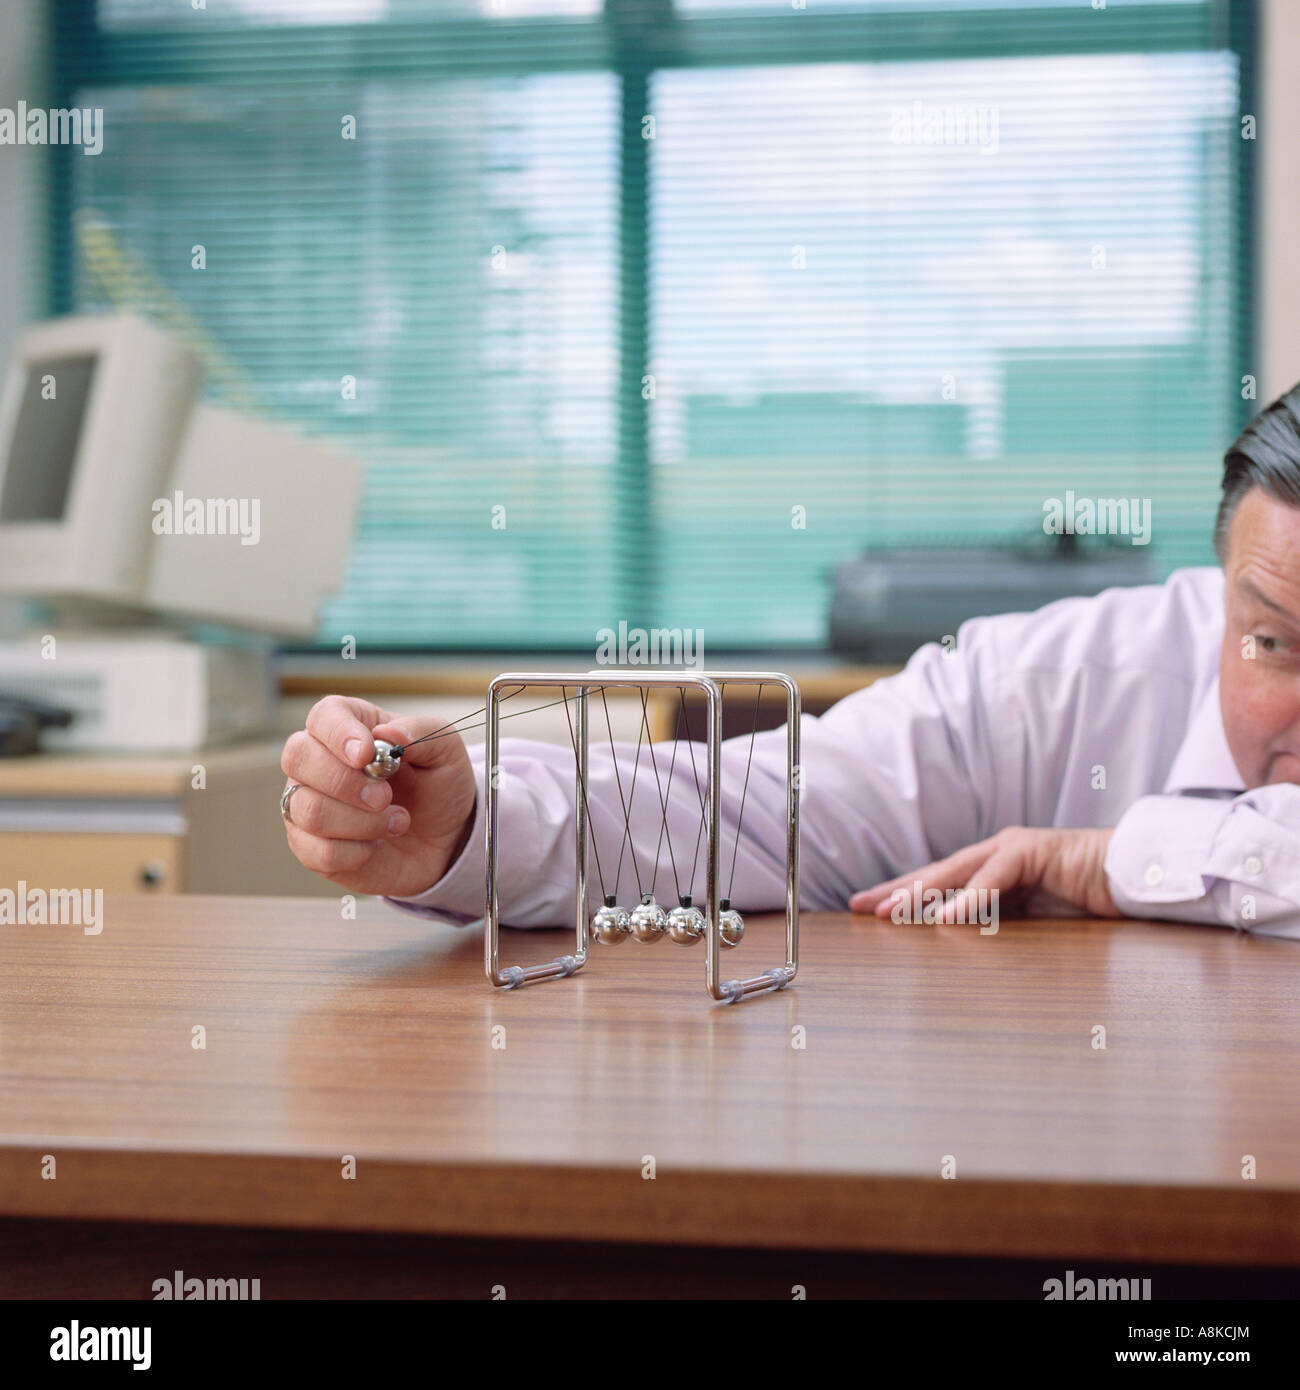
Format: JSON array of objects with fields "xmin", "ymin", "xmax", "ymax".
[{"xmin": 1219, "ymin": 487, "xmax": 1300, "ymax": 787}]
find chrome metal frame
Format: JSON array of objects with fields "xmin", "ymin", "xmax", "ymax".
[{"xmin": 483, "ymin": 670, "xmax": 800, "ymax": 1003}]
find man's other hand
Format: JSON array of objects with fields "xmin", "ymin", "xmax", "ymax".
[{"xmin": 850, "ymin": 826, "xmax": 1119, "ymax": 923}]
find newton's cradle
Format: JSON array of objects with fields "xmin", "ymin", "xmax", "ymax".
[{"xmin": 364, "ymin": 671, "xmax": 800, "ymax": 1004}]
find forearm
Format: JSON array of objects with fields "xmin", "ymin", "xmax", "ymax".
[
  {"xmin": 382, "ymin": 630, "xmax": 1018, "ymax": 928},
  {"xmin": 386, "ymin": 731, "xmax": 805, "ymax": 928}
]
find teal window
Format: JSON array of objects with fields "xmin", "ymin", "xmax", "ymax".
[{"xmin": 50, "ymin": 0, "xmax": 1255, "ymax": 648}]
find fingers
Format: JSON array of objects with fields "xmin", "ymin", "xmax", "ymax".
[
  {"xmin": 283, "ymin": 698, "xmax": 475, "ymax": 893},
  {"xmin": 936, "ymin": 847, "xmax": 1024, "ymax": 924},
  {"xmin": 305, "ymin": 695, "xmax": 398, "ymax": 771},
  {"xmin": 282, "ymin": 729, "xmax": 395, "ymax": 813},
  {"xmin": 283, "ymin": 822, "xmax": 381, "ymax": 880},
  {"xmin": 852, "ymin": 827, "xmax": 1117, "ymax": 928},
  {"xmin": 282, "ymin": 781, "xmax": 410, "ymax": 842},
  {"xmin": 369, "ymin": 713, "xmax": 468, "ymax": 770},
  {"xmin": 848, "ymin": 873, "xmax": 916, "ymax": 914},
  {"xmin": 850, "ymin": 839, "xmax": 995, "ymax": 915}
]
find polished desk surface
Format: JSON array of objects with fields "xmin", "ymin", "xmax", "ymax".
[{"xmin": 2, "ymin": 895, "xmax": 1298, "ymax": 1265}]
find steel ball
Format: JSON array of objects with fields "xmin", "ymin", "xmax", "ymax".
[
  {"xmin": 719, "ymin": 906, "xmax": 745, "ymax": 948},
  {"xmin": 364, "ymin": 738, "xmax": 402, "ymax": 780},
  {"xmin": 628, "ymin": 894, "xmax": 668, "ymax": 944},
  {"xmin": 592, "ymin": 902, "xmax": 631, "ymax": 945},
  {"xmin": 666, "ymin": 902, "xmax": 705, "ymax": 945}
]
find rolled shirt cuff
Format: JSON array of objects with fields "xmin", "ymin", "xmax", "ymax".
[
  {"xmin": 1104, "ymin": 789, "xmax": 1300, "ymax": 936},
  {"xmin": 1104, "ymin": 793, "xmax": 1223, "ymax": 922}
]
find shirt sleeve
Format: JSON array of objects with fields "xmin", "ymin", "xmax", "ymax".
[
  {"xmin": 384, "ymin": 640, "xmax": 1002, "ymax": 929},
  {"xmin": 1104, "ymin": 784, "xmax": 1300, "ymax": 940}
]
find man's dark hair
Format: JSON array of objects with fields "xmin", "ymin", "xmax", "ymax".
[{"xmin": 1215, "ymin": 383, "xmax": 1300, "ymax": 559}]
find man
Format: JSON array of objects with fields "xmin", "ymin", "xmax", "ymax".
[{"xmin": 281, "ymin": 387, "xmax": 1300, "ymax": 940}]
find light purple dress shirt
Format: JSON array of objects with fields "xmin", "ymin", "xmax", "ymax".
[{"xmin": 386, "ymin": 566, "xmax": 1300, "ymax": 940}]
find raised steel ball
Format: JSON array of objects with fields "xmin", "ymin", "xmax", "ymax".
[
  {"xmin": 592, "ymin": 901, "xmax": 631, "ymax": 945},
  {"xmin": 719, "ymin": 901, "xmax": 745, "ymax": 948},
  {"xmin": 628, "ymin": 893, "xmax": 668, "ymax": 944},
  {"xmin": 364, "ymin": 738, "xmax": 402, "ymax": 780},
  {"xmin": 719, "ymin": 908, "xmax": 745, "ymax": 947},
  {"xmin": 666, "ymin": 901, "xmax": 705, "ymax": 946}
]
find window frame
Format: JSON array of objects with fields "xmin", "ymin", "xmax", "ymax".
[{"xmin": 46, "ymin": 0, "xmax": 1259, "ymax": 652}]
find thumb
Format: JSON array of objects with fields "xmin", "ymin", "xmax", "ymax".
[
  {"xmin": 369, "ymin": 714, "xmax": 477, "ymax": 850},
  {"xmin": 370, "ymin": 714, "xmax": 468, "ymax": 771}
]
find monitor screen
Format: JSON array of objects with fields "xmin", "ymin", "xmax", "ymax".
[{"xmin": 0, "ymin": 354, "xmax": 98, "ymax": 522}]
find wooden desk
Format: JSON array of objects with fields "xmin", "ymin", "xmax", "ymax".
[{"xmin": 2, "ymin": 896, "xmax": 1298, "ymax": 1298}]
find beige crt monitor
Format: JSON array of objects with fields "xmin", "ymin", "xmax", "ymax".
[
  {"xmin": 0, "ymin": 314, "xmax": 362, "ymax": 751},
  {"xmin": 0, "ymin": 313, "xmax": 361, "ymax": 637},
  {"xmin": 0, "ymin": 315, "xmax": 199, "ymax": 608}
]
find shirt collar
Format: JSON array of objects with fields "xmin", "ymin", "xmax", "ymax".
[{"xmin": 1162, "ymin": 676, "xmax": 1245, "ymax": 795}]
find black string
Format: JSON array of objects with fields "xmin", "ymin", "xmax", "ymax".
[
  {"xmin": 641, "ymin": 690, "xmax": 683, "ymax": 903},
  {"xmin": 602, "ymin": 686, "xmax": 645, "ymax": 901},
  {"xmin": 383, "ymin": 678, "xmax": 766, "ymax": 909},
  {"xmin": 396, "ymin": 682, "xmax": 526, "ymax": 748},
  {"xmin": 728, "ymin": 682, "xmax": 765, "ymax": 902},
  {"xmin": 559, "ymin": 686, "xmax": 608, "ymax": 902},
  {"xmin": 391, "ymin": 686, "xmax": 611, "ymax": 753},
  {"xmin": 678, "ymin": 688, "xmax": 709, "ymax": 900}
]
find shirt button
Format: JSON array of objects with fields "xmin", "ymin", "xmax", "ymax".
[
  {"xmin": 1244, "ymin": 855, "xmax": 1263, "ymax": 876},
  {"xmin": 1144, "ymin": 863, "xmax": 1164, "ymax": 887}
]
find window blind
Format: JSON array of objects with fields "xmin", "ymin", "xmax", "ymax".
[{"xmin": 50, "ymin": 0, "xmax": 1254, "ymax": 649}]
